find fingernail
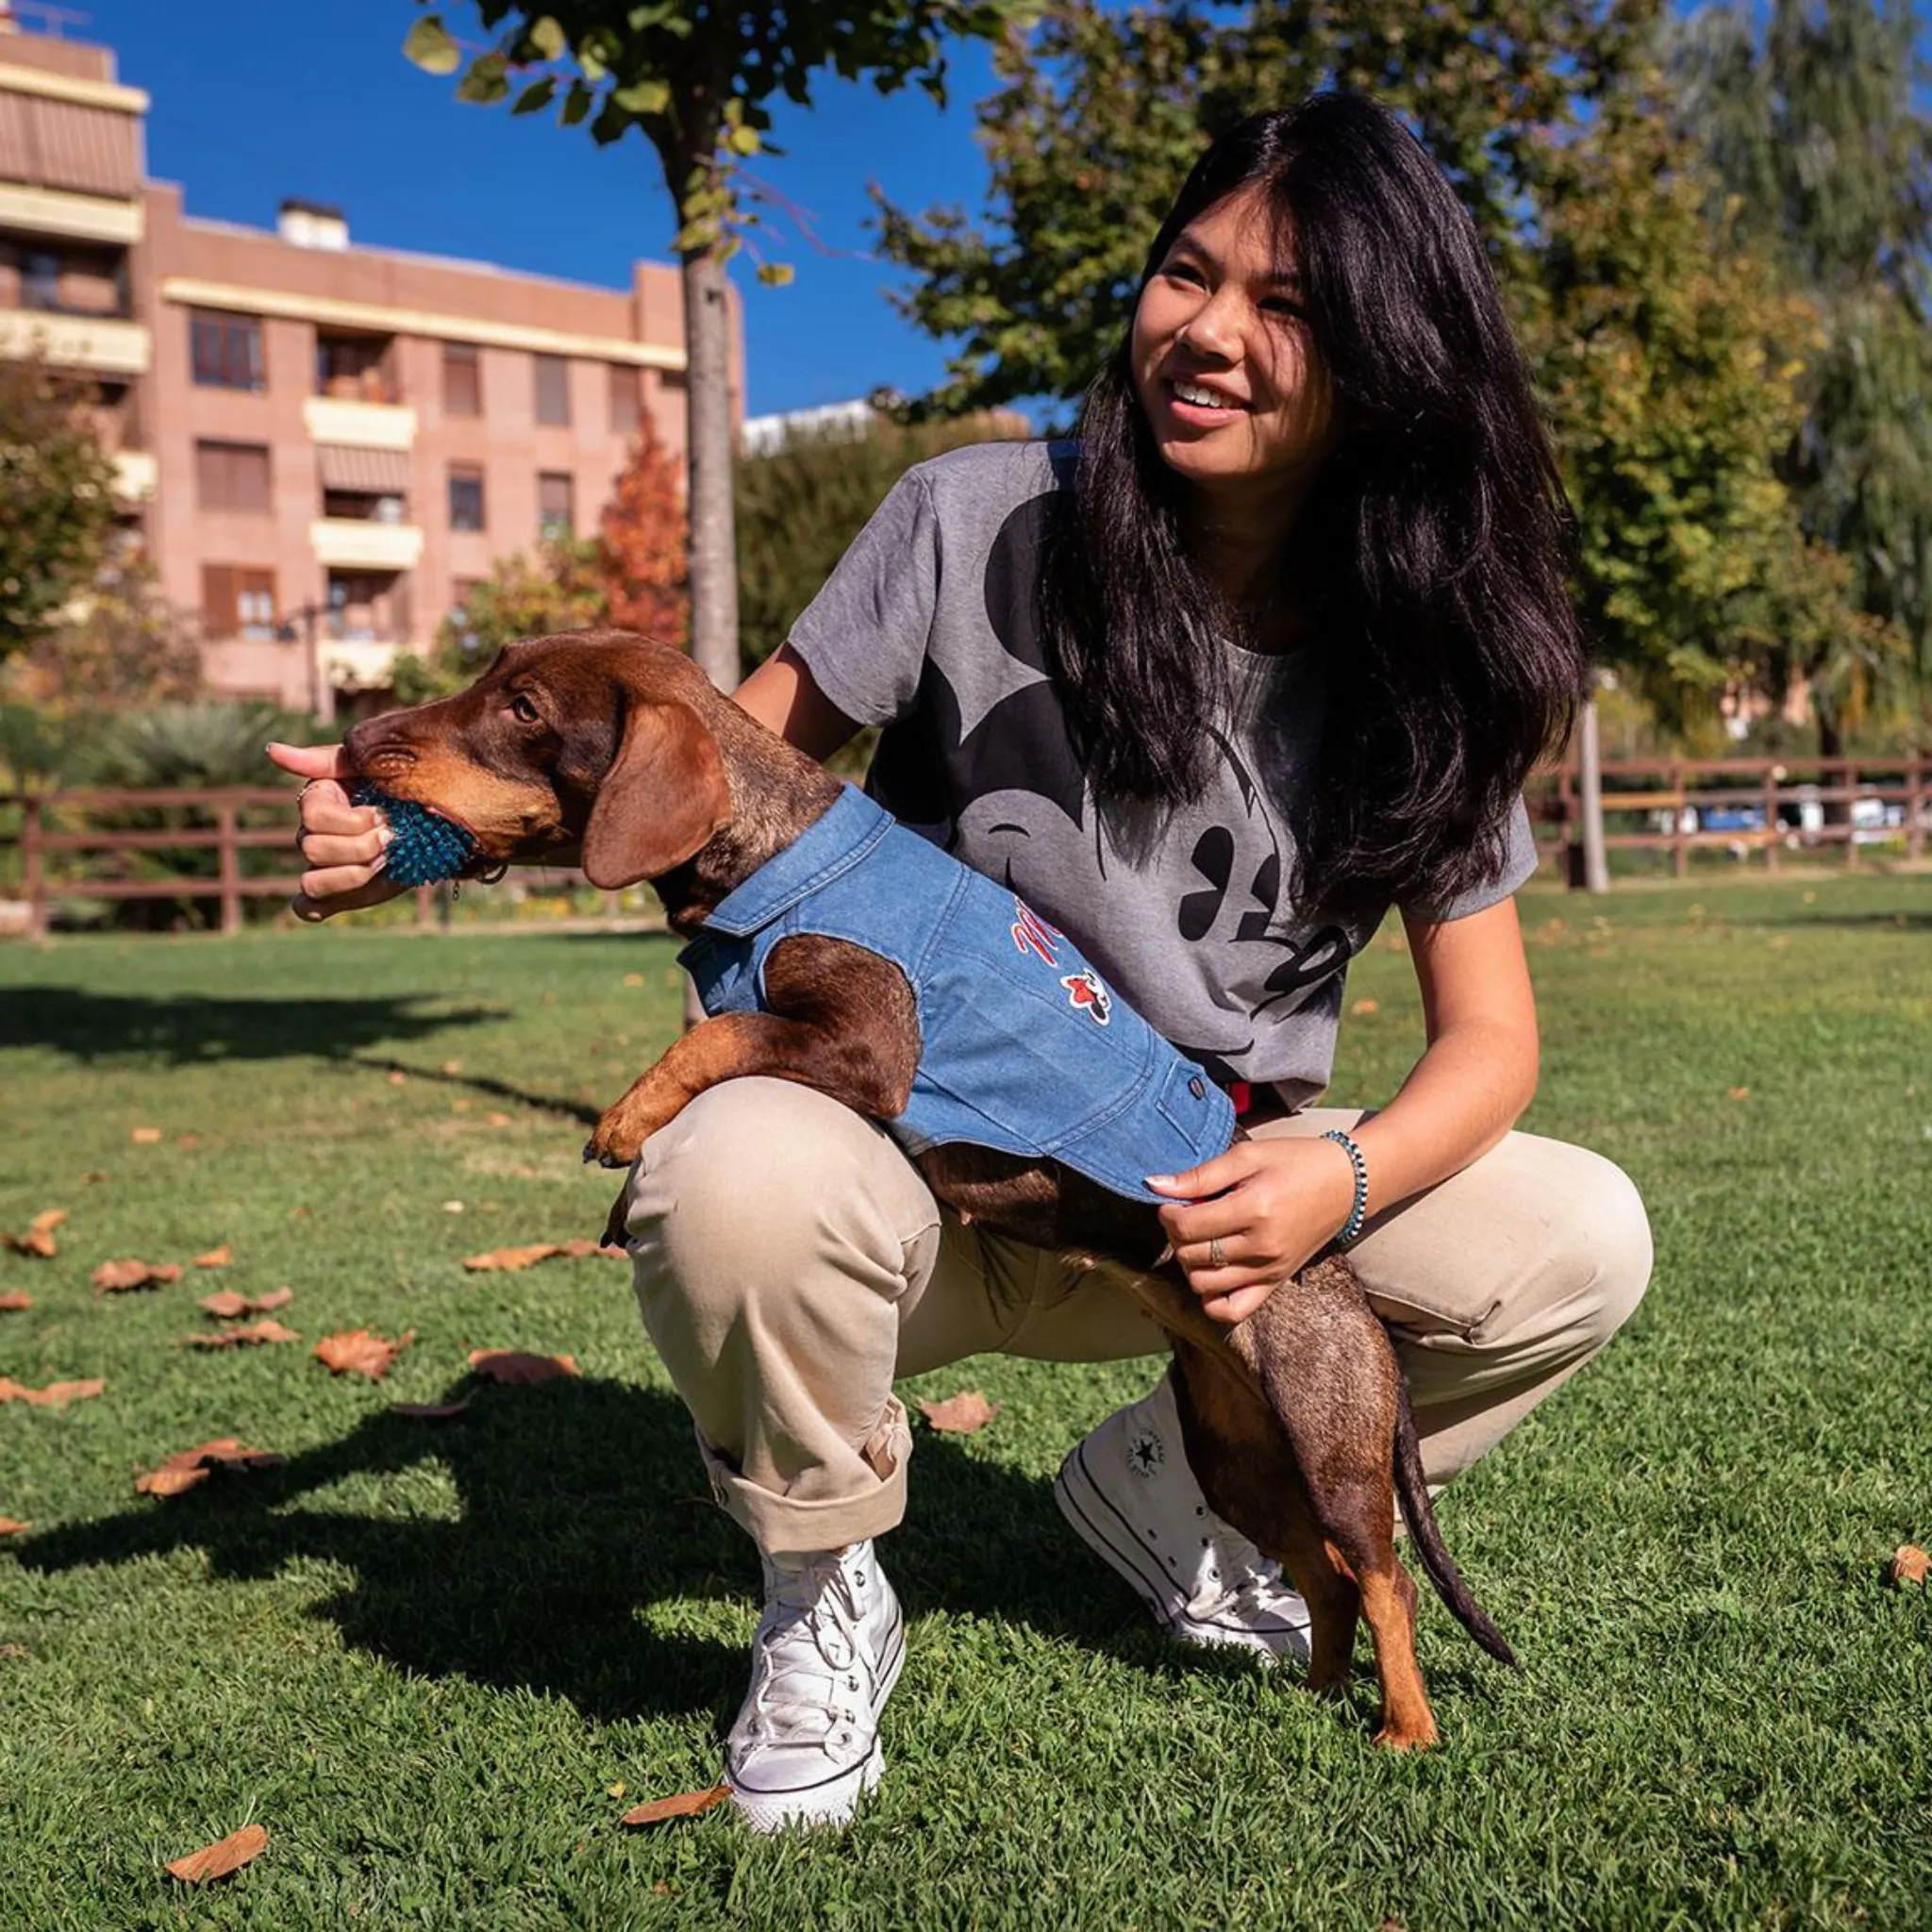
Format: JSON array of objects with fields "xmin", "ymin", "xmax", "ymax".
[
  {"xmin": 371, "ymin": 850, "xmax": 388, "ymax": 874},
  {"xmin": 1145, "ymin": 1174, "xmax": 1174, "ymax": 1189},
  {"xmin": 377, "ymin": 825, "xmax": 395, "ymax": 848}
]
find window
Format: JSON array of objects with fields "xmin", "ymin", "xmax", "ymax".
[
  {"xmin": 23, "ymin": 251, "xmax": 58, "ymax": 310},
  {"xmin": 315, "ymin": 332, "xmax": 391, "ymax": 401},
  {"xmin": 443, "ymin": 341, "xmax": 481, "ymax": 419},
  {"xmin": 608, "ymin": 364, "xmax": 641, "ymax": 436},
  {"xmin": 537, "ymin": 470, "xmax": 574, "ymax": 541},
  {"xmin": 534, "ymin": 353, "xmax": 571, "ymax": 425},
  {"xmin": 194, "ymin": 441, "xmax": 272, "ymax": 513},
  {"xmin": 192, "ymin": 310, "xmax": 264, "ymax": 391},
  {"xmin": 202, "ymin": 565, "xmax": 276, "ymax": 640},
  {"xmin": 448, "ymin": 464, "xmax": 485, "ymax": 533}
]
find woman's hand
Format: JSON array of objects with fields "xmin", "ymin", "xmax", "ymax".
[
  {"xmin": 265, "ymin": 741, "xmax": 406, "ymax": 923},
  {"xmin": 1148, "ymin": 1138, "xmax": 1357, "ymax": 1325}
]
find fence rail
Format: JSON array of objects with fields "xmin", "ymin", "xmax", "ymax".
[{"xmin": 2, "ymin": 755, "xmax": 1926, "ymax": 936}]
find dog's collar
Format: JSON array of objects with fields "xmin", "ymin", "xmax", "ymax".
[{"xmin": 699, "ymin": 784, "xmax": 896, "ymax": 937}]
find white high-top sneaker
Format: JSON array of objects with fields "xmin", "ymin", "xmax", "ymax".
[
  {"xmin": 1054, "ymin": 1370, "xmax": 1311, "ymax": 1662},
  {"xmin": 724, "ymin": 1540, "xmax": 905, "ymax": 1832}
]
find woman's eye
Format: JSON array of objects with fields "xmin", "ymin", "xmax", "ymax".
[{"xmin": 1162, "ymin": 259, "xmax": 1205, "ymax": 288}]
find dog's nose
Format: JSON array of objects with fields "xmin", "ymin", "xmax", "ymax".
[{"xmin": 341, "ymin": 716, "xmax": 414, "ymax": 777}]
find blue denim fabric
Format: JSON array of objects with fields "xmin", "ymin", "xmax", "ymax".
[{"xmin": 677, "ymin": 784, "xmax": 1235, "ymax": 1204}]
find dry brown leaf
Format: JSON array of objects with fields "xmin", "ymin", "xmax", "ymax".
[
  {"xmin": 176, "ymin": 1133, "xmax": 202, "ymax": 1149},
  {"xmin": 3, "ymin": 1208, "xmax": 67, "ymax": 1257},
  {"xmin": 1350, "ymin": 997, "xmax": 1381, "ymax": 1017},
  {"xmin": 91, "ymin": 1258, "xmax": 182, "ymax": 1295},
  {"xmin": 0, "ymin": 1516, "xmax": 30, "ymax": 1535},
  {"xmin": 387, "ymin": 1070, "xmax": 407, "ymax": 1086},
  {"xmin": 1890, "ymin": 1543, "xmax": 1929, "ymax": 1588},
  {"xmin": 391, "ymin": 1396, "xmax": 475, "ymax": 1420},
  {"xmin": 136, "ymin": 1438, "xmax": 285, "ymax": 1496},
  {"xmin": 80, "ymin": 1169, "xmax": 108, "ymax": 1185},
  {"xmin": 918, "ymin": 1390, "xmax": 1000, "ymax": 1434},
  {"xmin": 314, "ymin": 1327, "xmax": 412, "ymax": 1380},
  {"xmin": 619, "ymin": 1783, "xmax": 731, "ymax": 1827},
  {"xmin": 166, "ymin": 1823, "xmax": 268, "ymax": 1884},
  {"xmin": 561, "ymin": 1236, "xmax": 625, "ymax": 1259},
  {"xmin": 199, "ymin": 1288, "xmax": 292, "ymax": 1321},
  {"xmin": 1728, "ymin": 1086, "xmax": 1750, "ymax": 1102},
  {"xmin": 0, "ymin": 1375, "xmax": 106, "ymax": 1408},
  {"xmin": 441, "ymin": 1058, "xmax": 463, "ymax": 1075},
  {"xmin": 467, "ymin": 1348, "xmax": 580, "ymax": 1385},
  {"xmin": 192, "ymin": 1243, "xmax": 233, "ymax": 1269},
  {"xmin": 130, "ymin": 1126, "xmax": 162, "ymax": 1144},
  {"xmin": 484, "ymin": 1110, "xmax": 511, "ymax": 1126},
  {"xmin": 623, "ymin": 972, "xmax": 645, "ymax": 987},
  {"xmin": 0, "ymin": 1291, "xmax": 32, "ymax": 1312},
  {"xmin": 463, "ymin": 1242, "xmax": 562, "ymax": 1273},
  {"xmin": 184, "ymin": 1320, "xmax": 300, "ymax": 1351}
]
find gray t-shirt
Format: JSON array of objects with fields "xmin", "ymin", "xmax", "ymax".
[{"xmin": 788, "ymin": 440, "xmax": 1536, "ymax": 1109}]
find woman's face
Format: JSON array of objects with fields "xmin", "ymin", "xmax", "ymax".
[{"xmin": 1130, "ymin": 184, "xmax": 1337, "ymax": 505}]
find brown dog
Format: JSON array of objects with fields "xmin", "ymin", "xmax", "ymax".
[{"xmin": 342, "ymin": 628, "xmax": 1517, "ymax": 1747}]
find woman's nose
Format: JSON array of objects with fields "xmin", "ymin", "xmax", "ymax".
[{"xmin": 1177, "ymin": 288, "xmax": 1244, "ymax": 362}]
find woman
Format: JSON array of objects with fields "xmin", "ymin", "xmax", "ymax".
[{"xmin": 273, "ymin": 94, "xmax": 1651, "ymax": 1833}]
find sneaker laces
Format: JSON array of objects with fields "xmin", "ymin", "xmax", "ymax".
[
  {"xmin": 745, "ymin": 1553, "xmax": 869, "ymax": 1751},
  {"xmin": 1184, "ymin": 1524, "xmax": 1298, "ymax": 1623}
]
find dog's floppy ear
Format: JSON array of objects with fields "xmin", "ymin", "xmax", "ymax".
[{"xmin": 581, "ymin": 699, "xmax": 731, "ymax": 889}]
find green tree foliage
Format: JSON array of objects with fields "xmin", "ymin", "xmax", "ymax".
[
  {"xmin": 0, "ymin": 558, "xmax": 201, "ymax": 719},
  {"xmin": 874, "ymin": 0, "xmax": 1657, "ymax": 415},
  {"xmin": 0, "ymin": 357, "xmax": 120, "ymax": 660},
  {"xmin": 736, "ymin": 411, "xmax": 1027, "ymax": 671},
  {"xmin": 405, "ymin": 1, "xmax": 1032, "ymax": 702},
  {"xmin": 1673, "ymin": 0, "xmax": 1932, "ymax": 719},
  {"xmin": 391, "ymin": 538, "xmax": 608, "ymax": 703},
  {"xmin": 1520, "ymin": 95, "xmax": 1901, "ymax": 736}
]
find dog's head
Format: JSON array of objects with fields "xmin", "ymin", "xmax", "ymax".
[{"xmin": 341, "ymin": 630, "xmax": 732, "ymax": 888}]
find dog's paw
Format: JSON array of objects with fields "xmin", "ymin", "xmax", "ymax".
[{"xmin": 582, "ymin": 1111, "xmax": 645, "ymax": 1170}]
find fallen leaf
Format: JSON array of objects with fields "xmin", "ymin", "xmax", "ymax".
[
  {"xmin": 130, "ymin": 1126, "xmax": 162, "ymax": 1144},
  {"xmin": 92, "ymin": 1258, "xmax": 182, "ymax": 1295},
  {"xmin": 463, "ymin": 1242, "xmax": 561, "ymax": 1273},
  {"xmin": 918, "ymin": 1390, "xmax": 1000, "ymax": 1434},
  {"xmin": 441, "ymin": 1200, "xmax": 464, "ymax": 1214},
  {"xmin": 1890, "ymin": 1543, "xmax": 1929, "ymax": 1588},
  {"xmin": 0, "ymin": 1291, "xmax": 32, "ymax": 1312},
  {"xmin": 136, "ymin": 1438, "xmax": 285, "ymax": 1496},
  {"xmin": 1350, "ymin": 997, "xmax": 1380, "ymax": 1017},
  {"xmin": 451, "ymin": 1098, "xmax": 472, "ymax": 1113},
  {"xmin": 314, "ymin": 1328, "xmax": 413, "ymax": 1380},
  {"xmin": 80, "ymin": 1169, "xmax": 108, "ymax": 1185},
  {"xmin": 192, "ymin": 1243, "xmax": 233, "ymax": 1269},
  {"xmin": 0, "ymin": 1517, "xmax": 30, "ymax": 1535},
  {"xmin": 0, "ymin": 1641, "xmax": 29, "ymax": 1658},
  {"xmin": 620, "ymin": 1783, "xmax": 731, "ymax": 1827},
  {"xmin": 623, "ymin": 971, "xmax": 644, "ymax": 986},
  {"xmin": 166, "ymin": 1823, "xmax": 268, "ymax": 1884},
  {"xmin": 3, "ymin": 1208, "xmax": 68, "ymax": 1257},
  {"xmin": 387, "ymin": 1070, "xmax": 407, "ymax": 1086},
  {"xmin": 562, "ymin": 1236, "xmax": 626, "ymax": 1259},
  {"xmin": 484, "ymin": 1111, "xmax": 511, "ymax": 1126},
  {"xmin": 199, "ymin": 1288, "xmax": 292, "ymax": 1320},
  {"xmin": 441, "ymin": 1059, "xmax": 463, "ymax": 1075},
  {"xmin": 1728, "ymin": 1086, "xmax": 1750, "ymax": 1101},
  {"xmin": 468, "ymin": 1349, "xmax": 580, "ymax": 1385},
  {"xmin": 176, "ymin": 1133, "xmax": 201, "ymax": 1149},
  {"xmin": 0, "ymin": 1376, "xmax": 105, "ymax": 1408},
  {"xmin": 391, "ymin": 1397, "xmax": 475, "ymax": 1420},
  {"xmin": 183, "ymin": 1321, "xmax": 300, "ymax": 1351}
]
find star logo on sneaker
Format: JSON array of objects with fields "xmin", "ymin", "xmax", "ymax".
[{"xmin": 1128, "ymin": 1431, "xmax": 1164, "ymax": 1477}]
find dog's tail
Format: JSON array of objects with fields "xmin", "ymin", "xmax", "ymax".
[{"xmin": 1392, "ymin": 1373, "xmax": 1520, "ymax": 1669}]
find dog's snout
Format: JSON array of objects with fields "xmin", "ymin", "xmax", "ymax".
[{"xmin": 341, "ymin": 717, "xmax": 418, "ymax": 779}]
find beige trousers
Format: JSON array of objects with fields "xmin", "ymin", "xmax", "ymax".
[{"xmin": 624, "ymin": 1078, "xmax": 1652, "ymax": 1556}]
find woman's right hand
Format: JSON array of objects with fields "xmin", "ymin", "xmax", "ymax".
[{"xmin": 266, "ymin": 741, "xmax": 406, "ymax": 922}]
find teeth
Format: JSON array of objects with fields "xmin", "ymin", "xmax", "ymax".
[{"xmin": 1173, "ymin": 380, "xmax": 1239, "ymax": 408}]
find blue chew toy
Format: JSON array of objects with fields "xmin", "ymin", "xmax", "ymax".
[{"xmin": 349, "ymin": 782, "xmax": 479, "ymax": 888}]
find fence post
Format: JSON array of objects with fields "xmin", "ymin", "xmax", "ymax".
[
  {"xmin": 23, "ymin": 795, "xmax": 46, "ymax": 940},
  {"xmin": 1672, "ymin": 759, "xmax": 1688, "ymax": 878},
  {"xmin": 1908, "ymin": 751, "xmax": 1925, "ymax": 863},
  {"xmin": 1763, "ymin": 762, "xmax": 1780, "ymax": 873},
  {"xmin": 1844, "ymin": 758, "xmax": 1860, "ymax": 870},
  {"xmin": 215, "ymin": 801, "xmax": 242, "ymax": 935},
  {"xmin": 416, "ymin": 884, "xmax": 436, "ymax": 927}
]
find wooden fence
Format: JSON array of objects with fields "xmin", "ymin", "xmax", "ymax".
[{"xmin": 2, "ymin": 755, "xmax": 1925, "ymax": 936}]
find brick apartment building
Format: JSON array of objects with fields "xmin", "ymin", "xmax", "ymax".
[{"xmin": 0, "ymin": 8, "xmax": 734, "ymax": 718}]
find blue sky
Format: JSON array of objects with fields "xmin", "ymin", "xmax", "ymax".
[{"xmin": 69, "ymin": 0, "xmax": 1009, "ymax": 417}]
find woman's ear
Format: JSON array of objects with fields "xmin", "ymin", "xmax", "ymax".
[{"xmin": 580, "ymin": 700, "xmax": 731, "ymax": 889}]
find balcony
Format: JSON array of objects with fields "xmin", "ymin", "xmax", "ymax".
[
  {"xmin": 0, "ymin": 181, "xmax": 143, "ymax": 246},
  {"xmin": 310, "ymin": 517, "xmax": 424, "ymax": 572},
  {"xmin": 110, "ymin": 449, "xmax": 156, "ymax": 503},
  {"xmin": 0, "ymin": 307, "xmax": 149, "ymax": 375},
  {"xmin": 303, "ymin": 394, "xmax": 417, "ymax": 451},
  {"xmin": 320, "ymin": 638, "xmax": 401, "ymax": 693}
]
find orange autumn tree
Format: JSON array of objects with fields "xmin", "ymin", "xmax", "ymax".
[{"xmin": 599, "ymin": 410, "xmax": 690, "ymax": 646}]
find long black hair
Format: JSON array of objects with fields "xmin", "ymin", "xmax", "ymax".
[{"xmin": 1041, "ymin": 92, "xmax": 1586, "ymax": 915}]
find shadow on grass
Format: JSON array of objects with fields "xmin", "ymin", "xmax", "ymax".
[
  {"xmin": 1732, "ymin": 910, "xmax": 1932, "ymax": 932},
  {"xmin": 0, "ymin": 986, "xmax": 507, "ymax": 1066},
  {"xmin": 16, "ymin": 1377, "xmax": 1240, "ymax": 1724}
]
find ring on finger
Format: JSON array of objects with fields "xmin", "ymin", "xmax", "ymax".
[{"xmin": 1208, "ymin": 1235, "xmax": 1224, "ymax": 1269}]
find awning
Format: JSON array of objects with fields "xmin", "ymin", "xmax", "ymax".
[{"xmin": 316, "ymin": 443, "xmax": 411, "ymax": 494}]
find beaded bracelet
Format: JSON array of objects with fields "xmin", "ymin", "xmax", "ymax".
[{"xmin": 1320, "ymin": 1128, "xmax": 1371, "ymax": 1249}]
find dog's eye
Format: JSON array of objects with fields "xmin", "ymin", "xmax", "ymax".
[{"xmin": 509, "ymin": 692, "xmax": 542, "ymax": 725}]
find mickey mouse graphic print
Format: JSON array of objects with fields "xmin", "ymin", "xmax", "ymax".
[{"xmin": 787, "ymin": 441, "xmax": 1539, "ymax": 1113}]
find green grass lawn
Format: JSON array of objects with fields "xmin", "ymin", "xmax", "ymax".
[{"xmin": 3, "ymin": 873, "xmax": 1929, "ymax": 1930}]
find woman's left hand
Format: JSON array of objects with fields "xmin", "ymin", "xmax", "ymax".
[{"xmin": 1147, "ymin": 1138, "xmax": 1358, "ymax": 1325}]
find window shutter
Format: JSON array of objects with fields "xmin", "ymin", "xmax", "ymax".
[{"xmin": 203, "ymin": 565, "xmax": 239, "ymax": 639}]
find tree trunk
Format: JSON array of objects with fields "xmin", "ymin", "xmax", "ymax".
[{"xmin": 681, "ymin": 245, "xmax": 740, "ymax": 697}]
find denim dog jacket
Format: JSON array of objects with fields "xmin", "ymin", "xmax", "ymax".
[{"xmin": 676, "ymin": 784, "xmax": 1235, "ymax": 1203}]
